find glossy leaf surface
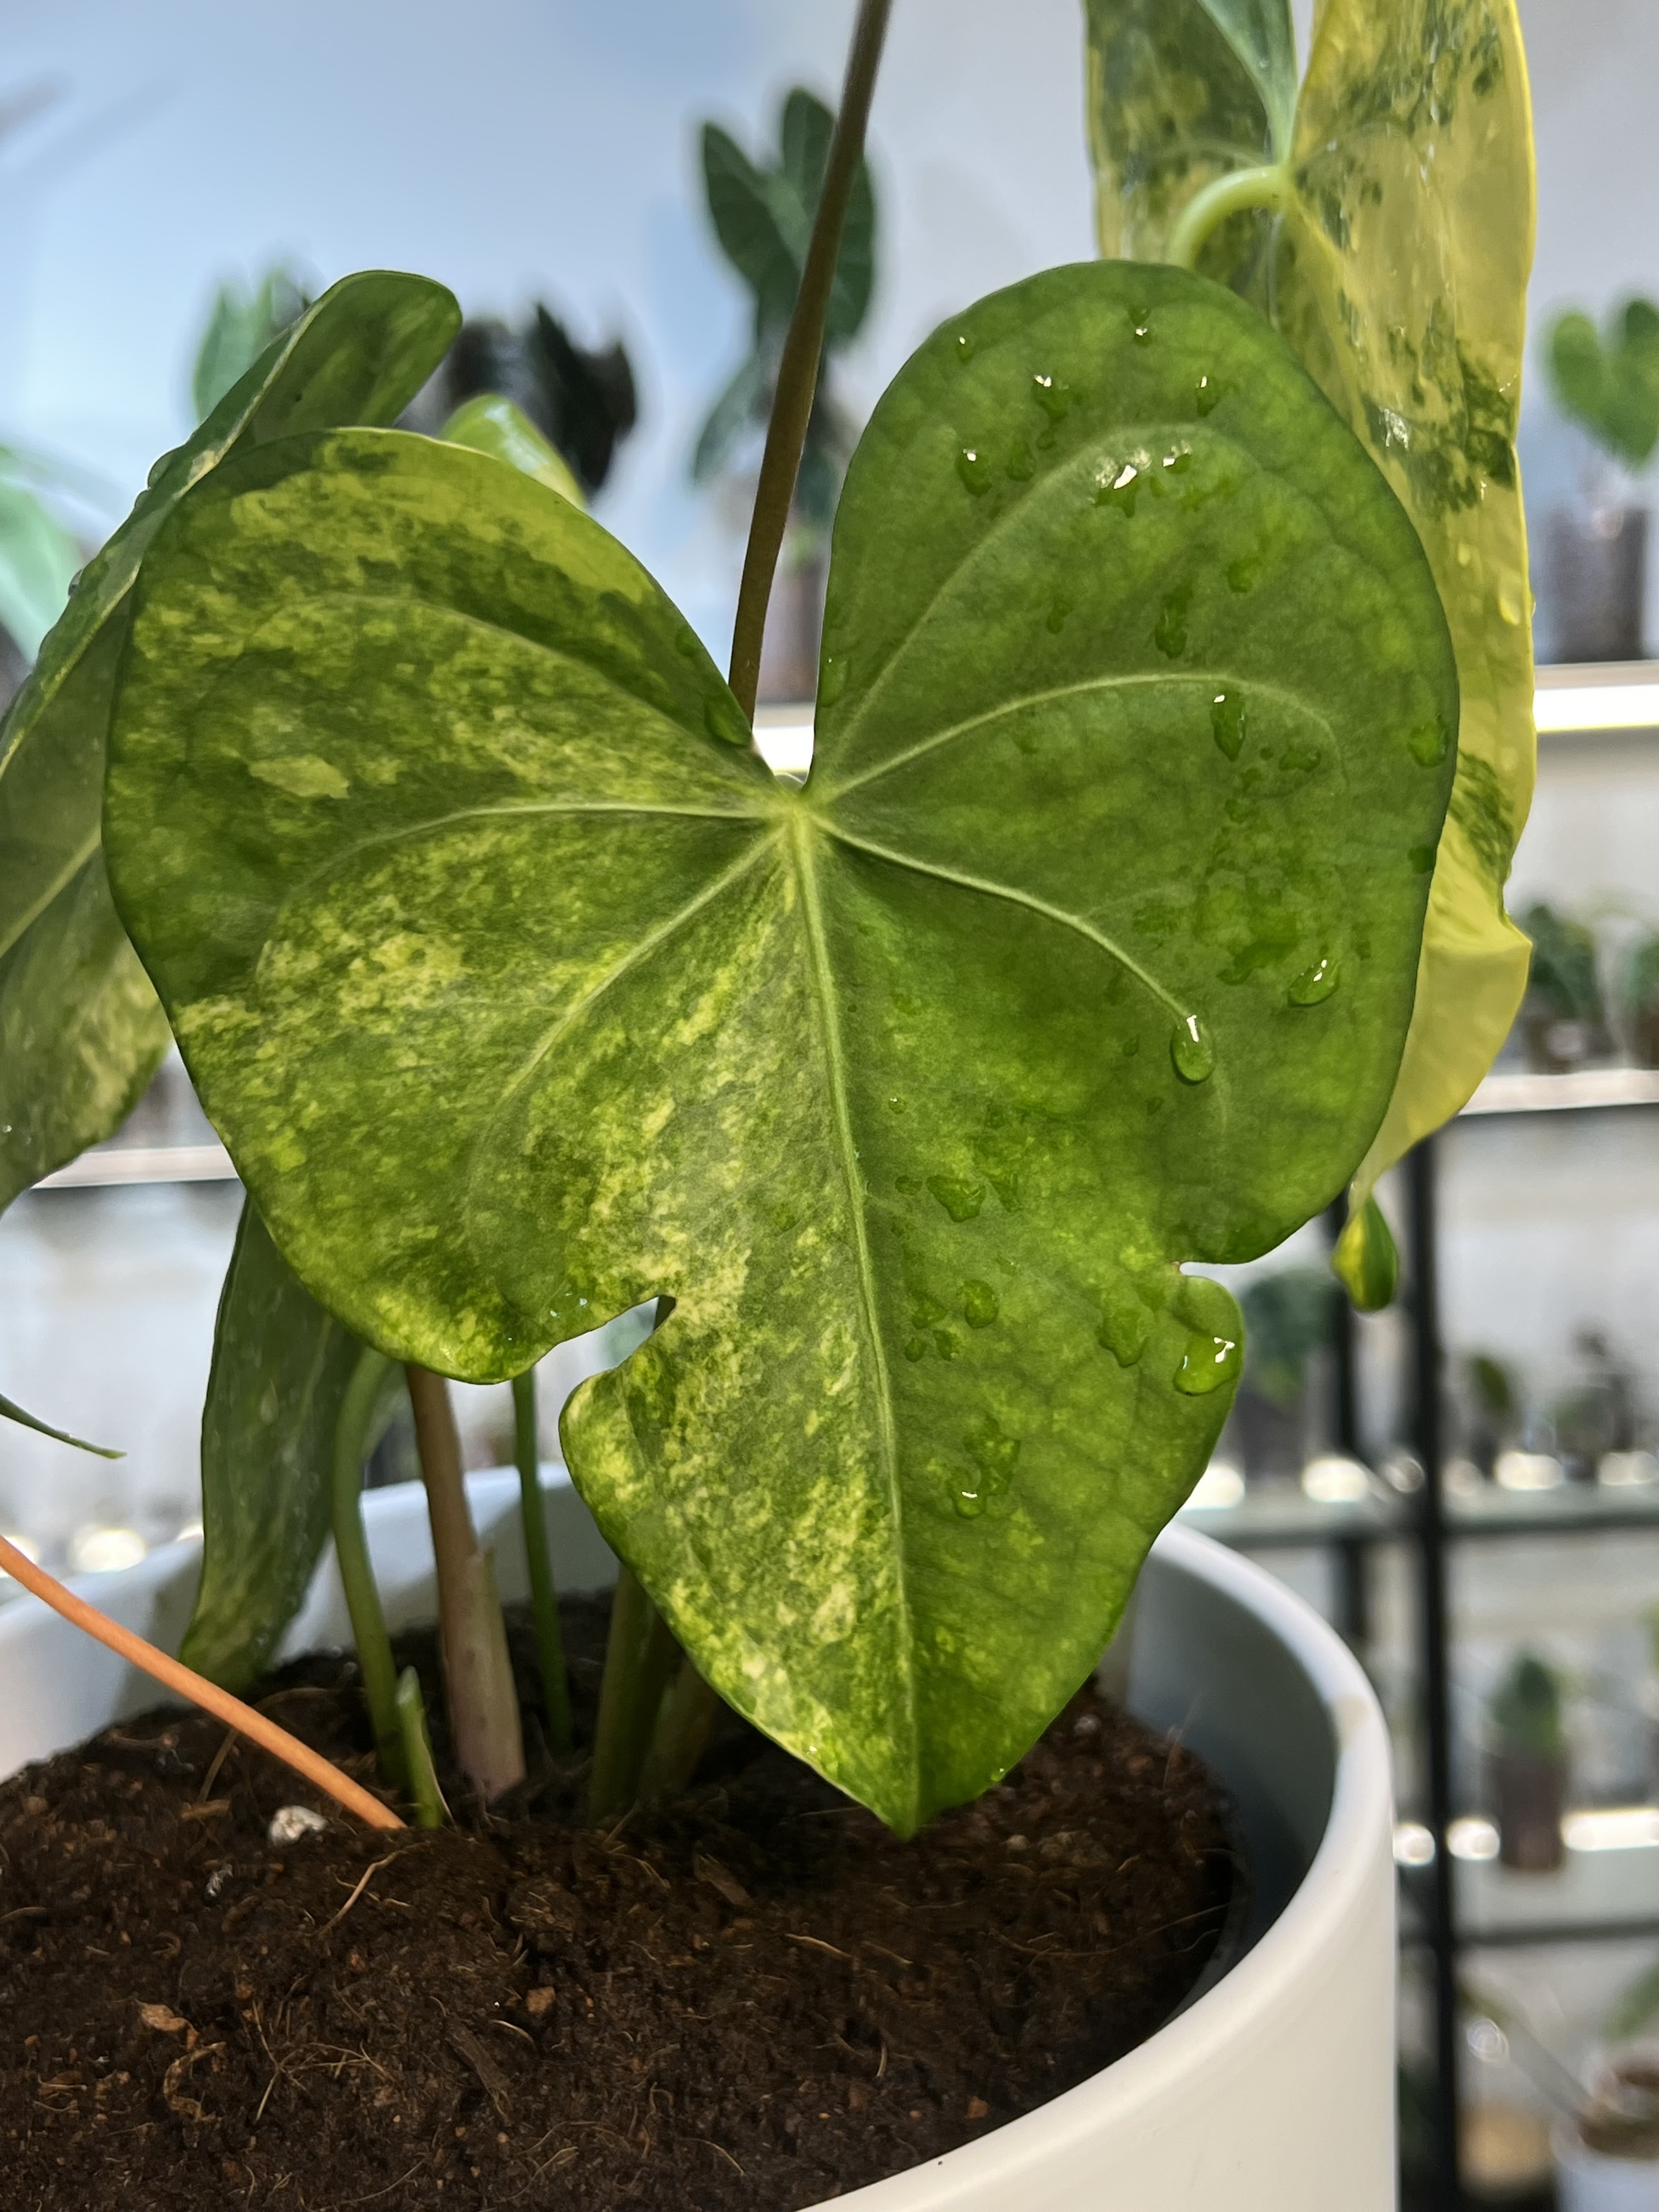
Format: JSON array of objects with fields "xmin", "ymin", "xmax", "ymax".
[
  {"xmin": 1087, "ymin": 0, "xmax": 1537, "ymax": 1292},
  {"xmin": 107, "ymin": 262, "xmax": 1454, "ymax": 1830},
  {"xmin": 0, "ymin": 270, "xmax": 459, "ymax": 1214},
  {"xmin": 441, "ymin": 394, "xmax": 584, "ymax": 506},
  {"xmin": 181, "ymin": 1203, "xmax": 397, "ymax": 1692}
]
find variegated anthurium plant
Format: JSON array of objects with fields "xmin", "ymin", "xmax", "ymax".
[
  {"xmin": 1084, "ymin": 0, "xmax": 1538, "ymax": 1304},
  {"xmin": 0, "ymin": 0, "xmax": 1532, "ymax": 1839}
]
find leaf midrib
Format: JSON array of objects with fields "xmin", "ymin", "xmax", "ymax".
[
  {"xmin": 822, "ymin": 419, "xmax": 1228, "ymax": 777},
  {"xmin": 787, "ymin": 810, "xmax": 917, "ymax": 1819},
  {"xmin": 819, "ymin": 667, "xmax": 1333, "ymax": 803}
]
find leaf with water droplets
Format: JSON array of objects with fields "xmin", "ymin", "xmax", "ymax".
[{"xmin": 104, "ymin": 261, "xmax": 1452, "ymax": 1835}]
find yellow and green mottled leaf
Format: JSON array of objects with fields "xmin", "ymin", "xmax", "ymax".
[
  {"xmin": 0, "ymin": 270, "xmax": 460, "ymax": 1214},
  {"xmin": 1086, "ymin": 0, "xmax": 1537, "ymax": 1302},
  {"xmin": 1083, "ymin": 0, "xmax": 1296, "ymax": 304},
  {"xmin": 105, "ymin": 262, "xmax": 1454, "ymax": 1831},
  {"xmin": 1280, "ymin": 0, "xmax": 1535, "ymax": 1256},
  {"xmin": 182, "ymin": 1203, "xmax": 397, "ymax": 1693}
]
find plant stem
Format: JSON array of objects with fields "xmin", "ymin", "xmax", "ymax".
[
  {"xmin": 0, "ymin": 1531, "xmax": 403, "ymax": 1831},
  {"xmin": 332, "ymin": 1346, "xmax": 406, "ymax": 1789},
  {"xmin": 512, "ymin": 1367, "xmax": 573, "ymax": 1753},
  {"xmin": 586, "ymin": 1566, "xmax": 678, "ymax": 1822},
  {"xmin": 405, "ymin": 1364, "xmax": 526, "ymax": 1802},
  {"xmin": 638, "ymin": 1656, "xmax": 722, "ymax": 1802},
  {"xmin": 1165, "ymin": 161, "xmax": 1292, "ymax": 272},
  {"xmin": 726, "ymin": 0, "xmax": 893, "ymax": 721},
  {"xmin": 396, "ymin": 1665, "xmax": 448, "ymax": 1829}
]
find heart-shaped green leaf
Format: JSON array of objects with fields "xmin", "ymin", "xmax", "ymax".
[
  {"xmin": 106, "ymin": 261, "xmax": 1453, "ymax": 1830},
  {"xmin": 181, "ymin": 1202, "xmax": 397, "ymax": 1692},
  {"xmin": 0, "ymin": 269, "xmax": 459, "ymax": 1215}
]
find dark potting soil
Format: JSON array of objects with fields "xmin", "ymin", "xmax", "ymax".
[{"xmin": 0, "ymin": 1595, "xmax": 1235, "ymax": 2211}]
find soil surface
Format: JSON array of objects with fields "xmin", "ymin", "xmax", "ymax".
[{"xmin": 0, "ymin": 1596, "xmax": 1234, "ymax": 2211}]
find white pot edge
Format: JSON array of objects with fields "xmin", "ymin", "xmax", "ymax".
[{"xmin": 823, "ymin": 1520, "xmax": 1395, "ymax": 2208}]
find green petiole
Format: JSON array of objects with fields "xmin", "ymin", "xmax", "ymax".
[
  {"xmin": 1165, "ymin": 160, "xmax": 1293, "ymax": 273},
  {"xmin": 512, "ymin": 1368, "xmax": 573, "ymax": 1753},
  {"xmin": 331, "ymin": 1346, "xmax": 407, "ymax": 1791},
  {"xmin": 396, "ymin": 1665, "xmax": 448, "ymax": 1828}
]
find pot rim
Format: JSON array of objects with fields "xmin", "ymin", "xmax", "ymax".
[{"xmin": 821, "ymin": 1521, "xmax": 1393, "ymax": 2204}]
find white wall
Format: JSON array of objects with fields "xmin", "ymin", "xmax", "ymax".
[{"xmin": 0, "ymin": 0, "xmax": 1092, "ymax": 656}]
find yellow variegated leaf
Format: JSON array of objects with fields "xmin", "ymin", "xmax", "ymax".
[{"xmin": 1279, "ymin": 0, "xmax": 1536, "ymax": 1274}]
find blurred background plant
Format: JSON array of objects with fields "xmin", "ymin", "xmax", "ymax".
[
  {"xmin": 1541, "ymin": 298, "xmax": 1659, "ymax": 661},
  {"xmin": 190, "ymin": 261, "xmax": 312, "ymax": 420},
  {"xmin": 1519, "ymin": 901, "xmax": 1610, "ymax": 1071},
  {"xmin": 692, "ymin": 84, "xmax": 876, "ymax": 701},
  {"xmin": 1545, "ymin": 299, "xmax": 1659, "ymax": 484},
  {"xmin": 1618, "ymin": 930, "xmax": 1659, "ymax": 1068}
]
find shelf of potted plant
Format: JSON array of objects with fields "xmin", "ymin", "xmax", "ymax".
[{"xmin": 0, "ymin": 0, "xmax": 1543, "ymax": 2202}]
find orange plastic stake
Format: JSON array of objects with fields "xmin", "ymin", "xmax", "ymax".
[{"xmin": 0, "ymin": 1533, "xmax": 404, "ymax": 1832}]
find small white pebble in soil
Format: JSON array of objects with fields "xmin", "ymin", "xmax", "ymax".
[{"xmin": 267, "ymin": 1804, "xmax": 329, "ymax": 1846}]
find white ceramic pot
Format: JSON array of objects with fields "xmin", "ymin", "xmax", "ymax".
[
  {"xmin": 1557, "ymin": 2132, "xmax": 1659, "ymax": 2212},
  {"xmin": 0, "ymin": 1473, "xmax": 1396, "ymax": 2210}
]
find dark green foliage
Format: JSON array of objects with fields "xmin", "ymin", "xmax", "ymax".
[
  {"xmin": 694, "ymin": 87, "xmax": 877, "ymax": 529},
  {"xmin": 440, "ymin": 307, "xmax": 637, "ymax": 497},
  {"xmin": 1239, "ymin": 1266, "xmax": 1336, "ymax": 1407},
  {"xmin": 1520, "ymin": 902, "xmax": 1602, "ymax": 1024},
  {"xmin": 1544, "ymin": 300, "xmax": 1659, "ymax": 473},
  {"xmin": 1488, "ymin": 1651, "xmax": 1564, "ymax": 1758}
]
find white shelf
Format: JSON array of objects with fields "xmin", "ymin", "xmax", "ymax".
[
  {"xmin": 1461, "ymin": 1068, "xmax": 1659, "ymax": 1117},
  {"xmin": 36, "ymin": 1142, "xmax": 236, "ymax": 1190},
  {"xmin": 1534, "ymin": 659, "xmax": 1659, "ymax": 737}
]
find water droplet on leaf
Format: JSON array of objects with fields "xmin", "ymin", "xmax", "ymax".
[
  {"xmin": 1498, "ymin": 575, "xmax": 1525, "ymax": 625},
  {"xmin": 961, "ymin": 1280, "xmax": 1000, "ymax": 1328},
  {"xmin": 1155, "ymin": 583, "xmax": 1192, "ymax": 658},
  {"xmin": 1174, "ymin": 1331, "xmax": 1242, "ymax": 1395},
  {"xmin": 1407, "ymin": 720, "xmax": 1450, "ymax": 767},
  {"xmin": 1128, "ymin": 307, "xmax": 1153, "ymax": 343},
  {"xmin": 905, "ymin": 1335, "xmax": 929, "ymax": 1363},
  {"xmin": 953, "ymin": 1485, "xmax": 988, "ymax": 1519},
  {"xmin": 1096, "ymin": 460, "xmax": 1141, "ymax": 517},
  {"xmin": 674, "ymin": 623, "xmax": 702, "ymax": 661},
  {"xmin": 1170, "ymin": 1015, "xmax": 1214, "ymax": 1084},
  {"xmin": 1211, "ymin": 691, "xmax": 1245, "ymax": 760},
  {"xmin": 1289, "ymin": 955, "xmax": 1341, "ymax": 1006},
  {"xmin": 1195, "ymin": 374, "xmax": 1218, "ymax": 415},
  {"xmin": 704, "ymin": 695, "xmax": 749, "ymax": 748},
  {"xmin": 1226, "ymin": 553, "xmax": 1259, "ymax": 593},
  {"xmin": 955, "ymin": 332, "xmax": 976, "ymax": 365},
  {"xmin": 957, "ymin": 447, "xmax": 994, "ymax": 496},
  {"xmin": 1097, "ymin": 1286, "xmax": 1149, "ymax": 1367},
  {"xmin": 819, "ymin": 654, "xmax": 848, "ymax": 707},
  {"xmin": 927, "ymin": 1175, "xmax": 985, "ymax": 1222},
  {"xmin": 1031, "ymin": 372, "xmax": 1071, "ymax": 424},
  {"xmin": 1005, "ymin": 436, "xmax": 1035, "ymax": 483}
]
